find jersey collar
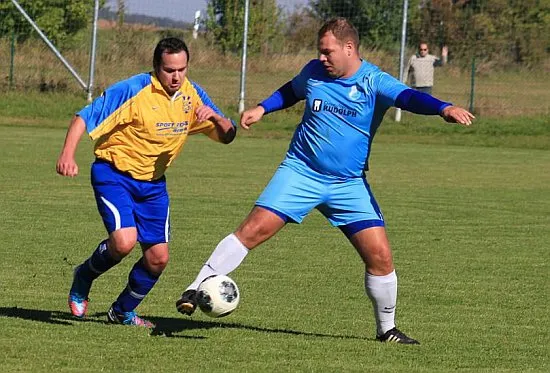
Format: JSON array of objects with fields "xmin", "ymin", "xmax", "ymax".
[{"xmin": 150, "ymin": 72, "xmax": 187, "ymax": 99}]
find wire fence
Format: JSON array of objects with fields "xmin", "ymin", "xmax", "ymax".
[{"xmin": 1, "ymin": 0, "xmax": 548, "ymax": 118}]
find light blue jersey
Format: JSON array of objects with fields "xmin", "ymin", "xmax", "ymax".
[
  {"xmin": 287, "ymin": 59, "xmax": 408, "ymax": 177},
  {"xmin": 256, "ymin": 59, "xmax": 408, "ymax": 229}
]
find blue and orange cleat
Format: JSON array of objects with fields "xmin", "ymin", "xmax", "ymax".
[
  {"xmin": 107, "ymin": 306, "xmax": 155, "ymax": 329},
  {"xmin": 68, "ymin": 265, "xmax": 91, "ymax": 318},
  {"xmin": 68, "ymin": 294, "xmax": 88, "ymax": 318}
]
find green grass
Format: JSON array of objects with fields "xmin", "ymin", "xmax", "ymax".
[{"xmin": 0, "ymin": 110, "xmax": 549, "ymax": 371}]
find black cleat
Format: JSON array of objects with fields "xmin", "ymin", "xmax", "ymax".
[
  {"xmin": 376, "ymin": 327, "xmax": 420, "ymax": 344},
  {"xmin": 176, "ymin": 289, "xmax": 197, "ymax": 316}
]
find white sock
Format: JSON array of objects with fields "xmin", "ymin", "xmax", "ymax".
[
  {"xmin": 365, "ymin": 270, "xmax": 397, "ymax": 336},
  {"xmin": 186, "ymin": 233, "xmax": 249, "ymax": 291}
]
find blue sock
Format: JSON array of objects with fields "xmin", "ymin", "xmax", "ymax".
[
  {"xmin": 112, "ymin": 259, "xmax": 160, "ymax": 313},
  {"xmin": 73, "ymin": 240, "xmax": 120, "ymax": 295}
]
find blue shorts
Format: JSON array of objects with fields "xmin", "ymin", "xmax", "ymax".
[
  {"xmin": 91, "ymin": 160, "xmax": 170, "ymax": 244},
  {"xmin": 255, "ymin": 160, "xmax": 384, "ymax": 227}
]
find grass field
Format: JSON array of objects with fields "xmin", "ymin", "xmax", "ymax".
[{"xmin": 0, "ymin": 92, "xmax": 548, "ymax": 372}]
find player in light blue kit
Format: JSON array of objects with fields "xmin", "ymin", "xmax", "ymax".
[{"xmin": 176, "ymin": 18, "xmax": 474, "ymax": 343}]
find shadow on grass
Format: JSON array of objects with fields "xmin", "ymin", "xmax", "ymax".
[
  {"xmin": 0, "ymin": 306, "xmax": 369, "ymax": 341},
  {"xmin": 0, "ymin": 306, "xmax": 100, "ymax": 326},
  {"xmin": 147, "ymin": 315, "xmax": 369, "ymax": 341}
]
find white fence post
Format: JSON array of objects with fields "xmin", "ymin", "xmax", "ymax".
[
  {"xmin": 238, "ymin": 0, "xmax": 250, "ymax": 114},
  {"xmin": 395, "ymin": 0, "xmax": 409, "ymax": 122}
]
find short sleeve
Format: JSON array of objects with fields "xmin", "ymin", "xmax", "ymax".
[
  {"xmin": 79, "ymin": 75, "xmax": 149, "ymax": 139},
  {"xmin": 371, "ymin": 71, "xmax": 409, "ymax": 108}
]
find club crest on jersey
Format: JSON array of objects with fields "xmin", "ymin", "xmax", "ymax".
[
  {"xmin": 349, "ymin": 85, "xmax": 361, "ymax": 100},
  {"xmin": 182, "ymin": 95, "xmax": 192, "ymax": 114}
]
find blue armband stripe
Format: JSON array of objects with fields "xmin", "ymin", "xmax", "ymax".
[{"xmin": 395, "ymin": 89, "xmax": 452, "ymax": 115}]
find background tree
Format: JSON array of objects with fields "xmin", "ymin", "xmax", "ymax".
[
  {"xmin": 285, "ymin": 7, "xmax": 323, "ymax": 51},
  {"xmin": 0, "ymin": 0, "xmax": 102, "ymax": 45},
  {"xmin": 409, "ymin": 0, "xmax": 550, "ymax": 68},
  {"xmin": 409, "ymin": 0, "xmax": 451, "ymax": 50},
  {"xmin": 205, "ymin": 0, "xmax": 284, "ymax": 54},
  {"xmin": 308, "ymin": 0, "xmax": 404, "ymax": 49},
  {"xmin": 117, "ymin": 0, "xmax": 125, "ymax": 28},
  {"xmin": 300, "ymin": 0, "xmax": 548, "ymax": 68}
]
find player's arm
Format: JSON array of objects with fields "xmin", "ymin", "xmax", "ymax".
[
  {"xmin": 190, "ymin": 81, "xmax": 237, "ymax": 143},
  {"xmin": 395, "ymin": 89, "xmax": 474, "ymax": 126},
  {"xmin": 241, "ymin": 81, "xmax": 300, "ymax": 130},
  {"xmin": 195, "ymin": 105, "xmax": 236, "ymax": 144},
  {"xmin": 56, "ymin": 115, "xmax": 86, "ymax": 177}
]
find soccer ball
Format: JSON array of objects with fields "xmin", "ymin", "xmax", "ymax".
[{"xmin": 196, "ymin": 275, "xmax": 240, "ymax": 318}]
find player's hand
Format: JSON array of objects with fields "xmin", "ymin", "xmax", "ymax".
[
  {"xmin": 56, "ymin": 154, "xmax": 79, "ymax": 177},
  {"xmin": 240, "ymin": 106, "xmax": 265, "ymax": 130},
  {"xmin": 195, "ymin": 105, "xmax": 217, "ymax": 122},
  {"xmin": 442, "ymin": 45, "xmax": 448, "ymax": 57},
  {"xmin": 441, "ymin": 106, "xmax": 475, "ymax": 126}
]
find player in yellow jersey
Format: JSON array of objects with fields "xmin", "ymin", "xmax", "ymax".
[{"xmin": 56, "ymin": 37, "xmax": 236, "ymax": 328}]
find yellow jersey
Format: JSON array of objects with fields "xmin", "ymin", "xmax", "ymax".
[{"xmin": 79, "ymin": 72, "xmax": 233, "ymax": 181}]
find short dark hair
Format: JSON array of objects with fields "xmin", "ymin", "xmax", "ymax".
[
  {"xmin": 153, "ymin": 37, "xmax": 189, "ymax": 73},
  {"xmin": 318, "ymin": 17, "xmax": 359, "ymax": 49}
]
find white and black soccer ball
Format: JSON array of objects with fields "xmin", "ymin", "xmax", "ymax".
[{"xmin": 196, "ymin": 275, "xmax": 240, "ymax": 318}]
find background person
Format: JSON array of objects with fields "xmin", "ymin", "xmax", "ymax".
[
  {"xmin": 176, "ymin": 18, "xmax": 473, "ymax": 344},
  {"xmin": 56, "ymin": 37, "xmax": 236, "ymax": 328},
  {"xmin": 405, "ymin": 42, "xmax": 448, "ymax": 95}
]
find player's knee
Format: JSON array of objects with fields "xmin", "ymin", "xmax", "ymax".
[
  {"xmin": 362, "ymin": 245, "xmax": 394, "ymax": 274},
  {"xmin": 151, "ymin": 252, "xmax": 169, "ymax": 268},
  {"xmin": 144, "ymin": 253, "xmax": 169, "ymax": 275},
  {"xmin": 235, "ymin": 223, "xmax": 268, "ymax": 249},
  {"xmin": 109, "ymin": 236, "xmax": 137, "ymax": 257},
  {"xmin": 379, "ymin": 257, "xmax": 394, "ymax": 274},
  {"xmin": 369, "ymin": 254, "xmax": 394, "ymax": 274},
  {"xmin": 234, "ymin": 207, "xmax": 284, "ymax": 249}
]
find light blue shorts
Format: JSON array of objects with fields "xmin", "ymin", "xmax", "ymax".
[
  {"xmin": 91, "ymin": 160, "xmax": 170, "ymax": 244},
  {"xmin": 255, "ymin": 160, "xmax": 384, "ymax": 227}
]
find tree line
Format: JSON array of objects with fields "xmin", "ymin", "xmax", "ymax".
[{"xmin": 1, "ymin": 0, "xmax": 548, "ymax": 68}]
